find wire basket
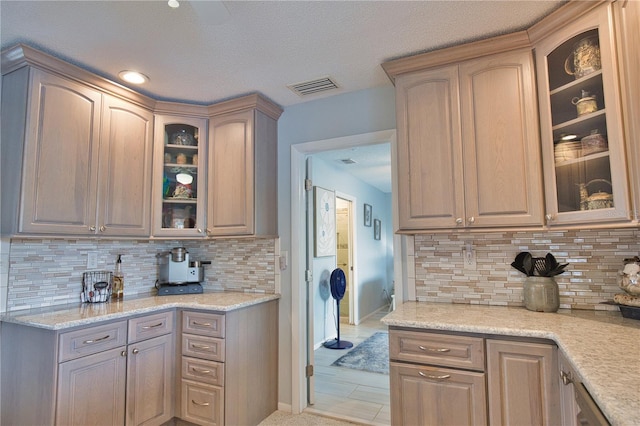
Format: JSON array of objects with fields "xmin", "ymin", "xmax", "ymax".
[{"xmin": 81, "ymin": 270, "xmax": 113, "ymax": 303}]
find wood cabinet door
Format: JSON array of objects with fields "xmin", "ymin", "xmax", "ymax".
[
  {"xmin": 98, "ymin": 95, "xmax": 153, "ymax": 236},
  {"xmin": 614, "ymin": 0, "xmax": 640, "ymax": 222},
  {"xmin": 395, "ymin": 65, "xmax": 465, "ymax": 230},
  {"xmin": 125, "ymin": 333, "xmax": 174, "ymax": 426},
  {"xmin": 459, "ymin": 49, "xmax": 544, "ymax": 227},
  {"xmin": 20, "ymin": 69, "xmax": 101, "ymax": 234},
  {"xmin": 208, "ymin": 109, "xmax": 255, "ymax": 236},
  {"xmin": 56, "ymin": 346, "xmax": 127, "ymax": 426},
  {"xmin": 535, "ymin": 4, "xmax": 631, "ymax": 225},
  {"xmin": 390, "ymin": 361, "xmax": 487, "ymax": 425},
  {"xmin": 486, "ymin": 339, "xmax": 560, "ymax": 426}
]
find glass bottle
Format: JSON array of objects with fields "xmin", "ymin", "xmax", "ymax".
[{"xmin": 112, "ymin": 254, "xmax": 124, "ymax": 299}]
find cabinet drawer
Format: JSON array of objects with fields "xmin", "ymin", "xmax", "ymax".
[
  {"xmin": 181, "ymin": 380, "xmax": 224, "ymax": 426},
  {"xmin": 390, "ymin": 329, "xmax": 485, "ymax": 371},
  {"xmin": 59, "ymin": 320, "xmax": 127, "ymax": 362},
  {"xmin": 182, "ymin": 311, "xmax": 225, "ymax": 338},
  {"xmin": 182, "ymin": 357, "xmax": 224, "ymax": 386},
  {"xmin": 183, "ymin": 334, "xmax": 225, "ymax": 362},
  {"xmin": 128, "ymin": 310, "xmax": 174, "ymax": 343}
]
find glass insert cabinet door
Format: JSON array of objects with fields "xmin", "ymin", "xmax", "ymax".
[
  {"xmin": 535, "ymin": 5, "xmax": 630, "ymax": 225},
  {"xmin": 153, "ymin": 116, "xmax": 207, "ymax": 236}
]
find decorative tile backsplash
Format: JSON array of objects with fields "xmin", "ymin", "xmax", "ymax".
[
  {"xmin": 414, "ymin": 228, "xmax": 639, "ymax": 310},
  {"xmin": 5, "ymin": 238, "xmax": 278, "ymax": 311}
]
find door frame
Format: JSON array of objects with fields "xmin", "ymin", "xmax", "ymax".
[
  {"xmin": 290, "ymin": 129, "xmax": 402, "ymax": 414},
  {"xmin": 335, "ymin": 192, "xmax": 357, "ymax": 325}
]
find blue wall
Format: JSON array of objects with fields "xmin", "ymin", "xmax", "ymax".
[
  {"xmin": 311, "ymin": 156, "xmax": 393, "ymax": 347},
  {"xmin": 276, "ymin": 85, "xmax": 396, "ymax": 404}
]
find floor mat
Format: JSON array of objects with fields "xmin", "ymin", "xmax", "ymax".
[{"xmin": 330, "ymin": 331, "xmax": 389, "ymax": 374}]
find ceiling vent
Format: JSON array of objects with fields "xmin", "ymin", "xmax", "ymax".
[
  {"xmin": 339, "ymin": 158, "xmax": 357, "ymax": 164},
  {"xmin": 288, "ymin": 76, "xmax": 340, "ymax": 97}
]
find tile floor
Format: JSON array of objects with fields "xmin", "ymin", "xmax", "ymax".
[{"xmin": 307, "ymin": 308, "xmax": 391, "ymax": 425}]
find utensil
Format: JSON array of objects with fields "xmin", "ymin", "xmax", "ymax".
[
  {"xmin": 511, "ymin": 252, "xmax": 530, "ymax": 275},
  {"xmin": 522, "ymin": 252, "xmax": 534, "ymax": 277}
]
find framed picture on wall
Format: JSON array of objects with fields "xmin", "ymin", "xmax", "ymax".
[
  {"xmin": 314, "ymin": 186, "xmax": 336, "ymax": 257},
  {"xmin": 364, "ymin": 203, "xmax": 372, "ymax": 227},
  {"xmin": 374, "ymin": 219, "xmax": 381, "ymax": 240}
]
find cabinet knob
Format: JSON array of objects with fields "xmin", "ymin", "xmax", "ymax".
[
  {"xmin": 132, "ymin": 348, "xmax": 139, "ymax": 355},
  {"xmin": 467, "ymin": 217, "xmax": 475, "ymax": 224},
  {"xmin": 120, "ymin": 350, "xmax": 127, "ymax": 357},
  {"xmin": 206, "ymin": 228, "xmax": 212, "ymax": 235},
  {"xmin": 99, "ymin": 225, "xmax": 106, "ymax": 232},
  {"xmin": 197, "ymin": 228, "xmax": 203, "ymax": 234},
  {"xmin": 560, "ymin": 370, "xmax": 572, "ymax": 385},
  {"xmin": 545, "ymin": 214, "xmax": 554, "ymax": 222},
  {"xmin": 455, "ymin": 218, "xmax": 463, "ymax": 225},
  {"xmin": 89, "ymin": 226, "xmax": 96, "ymax": 232}
]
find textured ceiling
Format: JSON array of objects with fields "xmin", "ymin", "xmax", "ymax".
[
  {"xmin": 0, "ymin": 0, "xmax": 564, "ymax": 107},
  {"xmin": 314, "ymin": 143, "xmax": 392, "ymax": 193}
]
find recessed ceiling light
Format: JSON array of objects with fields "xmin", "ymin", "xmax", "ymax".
[
  {"xmin": 168, "ymin": 0, "xmax": 179, "ymax": 8},
  {"xmin": 118, "ymin": 70, "xmax": 149, "ymax": 85}
]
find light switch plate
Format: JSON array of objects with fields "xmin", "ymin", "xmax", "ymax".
[
  {"xmin": 87, "ymin": 252, "xmax": 98, "ymax": 269},
  {"xmin": 279, "ymin": 251, "xmax": 288, "ymax": 271}
]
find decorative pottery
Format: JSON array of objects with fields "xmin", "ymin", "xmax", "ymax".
[
  {"xmin": 564, "ymin": 35, "xmax": 601, "ymax": 79},
  {"xmin": 580, "ymin": 130, "xmax": 607, "ymax": 155},
  {"xmin": 523, "ymin": 276, "xmax": 560, "ymax": 312},
  {"xmin": 578, "ymin": 179, "xmax": 613, "ymax": 210},
  {"xmin": 572, "ymin": 90, "xmax": 598, "ymax": 116}
]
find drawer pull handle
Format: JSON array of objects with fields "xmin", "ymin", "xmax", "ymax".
[
  {"xmin": 192, "ymin": 400, "xmax": 210, "ymax": 407},
  {"xmin": 419, "ymin": 345, "xmax": 450, "ymax": 353},
  {"xmin": 191, "ymin": 344, "xmax": 211, "ymax": 350},
  {"xmin": 83, "ymin": 335, "xmax": 110, "ymax": 344},
  {"xmin": 142, "ymin": 322, "xmax": 164, "ymax": 329},
  {"xmin": 192, "ymin": 321, "xmax": 212, "ymax": 327},
  {"xmin": 419, "ymin": 372, "xmax": 451, "ymax": 380},
  {"xmin": 191, "ymin": 367, "xmax": 212, "ymax": 374}
]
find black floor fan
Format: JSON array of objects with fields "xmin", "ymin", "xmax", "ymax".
[{"xmin": 323, "ymin": 268, "xmax": 353, "ymax": 350}]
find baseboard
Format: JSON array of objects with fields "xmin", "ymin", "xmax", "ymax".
[
  {"xmin": 357, "ymin": 303, "xmax": 391, "ymax": 324},
  {"xmin": 277, "ymin": 402, "xmax": 292, "ymax": 413}
]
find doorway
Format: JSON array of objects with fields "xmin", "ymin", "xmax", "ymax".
[
  {"xmin": 290, "ymin": 129, "xmax": 406, "ymax": 415},
  {"xmin": 336, "ymin": 196, "xmax": 354, "ymax": 325}
]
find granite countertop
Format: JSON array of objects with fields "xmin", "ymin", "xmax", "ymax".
[
  {"xmin": 382, "ymin": 302, "xmax": 640, "ymax": 426},
  {"xmin": 0, "ymin": 292, "xmax": 280, "ymax": 330}
]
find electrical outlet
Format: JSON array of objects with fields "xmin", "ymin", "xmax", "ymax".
[
  {"xmin": 463, "ymin": 244, "xmax": 477, "ymax": 270},
  {"xmin": 87, "ymin": 251, "xmax": 98, "ymax": 269}
]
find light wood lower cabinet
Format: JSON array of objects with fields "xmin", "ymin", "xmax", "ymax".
[
  {"xmin": 486, "ymin": 339, "xmax": 560, "ymax": 426},
  {"xmin": 1, "ymin": 311, "xmax": 174, "ymax": 426},
  {"xmin": 178, "ymin": 300, "xmax": 279, "ymax": 426},
  {"xmin": 390, "ymin": 362, "xmax": 487, "ymax": 425},
  {"xmin": 389, "ymin": 328, "xmax": 560, "ymax": 426}
]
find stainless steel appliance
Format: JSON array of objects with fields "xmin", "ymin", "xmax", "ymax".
[{"xmin": 156, "ymin": 247, "xmax": 210, "ymax": 295}]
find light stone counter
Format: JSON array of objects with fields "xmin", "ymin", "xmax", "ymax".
[
  {"xmin": 382, "ymin": 302, "xmax": 640, "ymax": 426},
  {"xmin": 0, "ymin": 292, "xmax": 280, "ymax": 330}
]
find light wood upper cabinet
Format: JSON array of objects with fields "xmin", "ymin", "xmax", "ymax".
[
  {"xmin": 459, "ymin": 50, "xmax": 544, "ymax": 228},
  {"xmin": 613, "ymin": 0, "xmax": 640, "ymax": 222},
  {"xmin": 395, "ymin": 65, "xmax": 465, "ymax": 229},
  {"xmin": 99, "ymin": 95, "xmax": 154, "ymax": 236},
  {"xmin": 1, "ymin": 66, "xmax": 153, "ymax": 236},
  {"xmin": 152, "ymin": 114, "xmax": 207, "ymax": 237},
  {"xmin": 12, "ymin": 68, "xmax": 102, "ymax": 235},
  {"xmin": 394, "ymin": 47, "xmax": 544, "ymax": 230},
  {"xmin": 207, "ymin": 96, "xmax": 281, "ymax": 237},
  {"xmin": 533, "ymin": 3, "xmax": 631, "ymax": 226}
]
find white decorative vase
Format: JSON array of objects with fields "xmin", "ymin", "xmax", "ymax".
[{"xmin": 523, "ymin": 277, "xmax": 560, "ymax": 313}]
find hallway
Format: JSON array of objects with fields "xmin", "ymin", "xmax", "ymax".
[{"xmin": 308, "ymin": 309, "xmax": 391, "ymax": 425}]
